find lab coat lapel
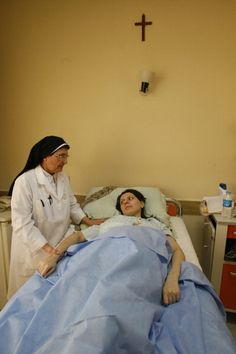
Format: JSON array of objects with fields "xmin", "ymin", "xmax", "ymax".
[{"xmin": 35, "ymin": 166, "xmax": 63, "ymax": 200}]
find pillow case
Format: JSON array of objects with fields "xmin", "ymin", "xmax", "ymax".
[{"xmin": 82, "ymin": 186, "xmax": 170, "ymax": 226}]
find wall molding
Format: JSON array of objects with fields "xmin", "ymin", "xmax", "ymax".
[{"xmin": 179, "ymin": 200, "xmax": 201, "ymax": 215}]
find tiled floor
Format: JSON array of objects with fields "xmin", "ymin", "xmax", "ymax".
[{"xmin": 227, "ymin": 312, "xmax": 236, "ymax": 340}]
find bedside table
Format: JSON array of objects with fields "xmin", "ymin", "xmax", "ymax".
[{"xmin": 210, "ymin": 213, "xmax": 236, "ymax": 312}]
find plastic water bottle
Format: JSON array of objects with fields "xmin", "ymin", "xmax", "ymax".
[{"xmin": 222, "ymin": 191, "xmax": 233, "ymax": 218}]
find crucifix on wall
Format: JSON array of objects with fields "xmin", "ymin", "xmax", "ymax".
[{"xmin": 134, "ymin": 14, "xmax": 153, "ymax": 41}]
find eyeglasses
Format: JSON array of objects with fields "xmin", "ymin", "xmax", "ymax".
[{"xmin": 53, "ymin": 153, "xmax": 69, "ymax": 161}]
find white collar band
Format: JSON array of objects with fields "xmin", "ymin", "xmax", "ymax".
[{"xmin": 51, "ymin": 143, "xmax": 69, "ymax": 154}]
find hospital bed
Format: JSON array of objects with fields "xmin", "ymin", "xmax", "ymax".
[{"xmin": 0, "ymin": 186, "xmax": 235, "ymax": 354}]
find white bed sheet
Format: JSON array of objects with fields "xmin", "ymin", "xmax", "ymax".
[{"xmin": 170, "ymin": 216, "xmax": 202, "ymax": 269}]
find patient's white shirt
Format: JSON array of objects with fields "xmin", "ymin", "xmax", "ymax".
[{"xmin": 82, "ymin": 215, "xmax": 173, "ymax": 241}]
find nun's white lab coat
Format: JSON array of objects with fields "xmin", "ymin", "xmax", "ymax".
[{"xmin": 8, "ymin": 165, "xmax": 86, "ymax": 298}]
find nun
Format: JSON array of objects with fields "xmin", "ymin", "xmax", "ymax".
[{"xmin": 7, "ymin": 136, "xmax": 103, "ymax": 298}]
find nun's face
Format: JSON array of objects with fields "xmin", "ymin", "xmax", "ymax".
[{"xmin": 41, "ymin": 147, "xmax": 69, "ymax": 174}]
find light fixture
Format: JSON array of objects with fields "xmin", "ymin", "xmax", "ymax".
[{"xmin": 140, "ymin": 70, "xmax": 154, "ymax": 93}]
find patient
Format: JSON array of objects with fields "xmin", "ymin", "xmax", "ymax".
[{"xmin": 38, "ymin": 189, "xmax": 185, "ymax": 305}]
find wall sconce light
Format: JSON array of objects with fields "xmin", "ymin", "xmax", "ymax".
[{"xmin": 140, "ymin": 70, "xmax": 154, "ymax": 94}]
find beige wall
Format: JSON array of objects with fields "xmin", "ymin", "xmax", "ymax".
[{"xmin": 1, "ymin": 0, "xmax": 236, "ymax": 199}]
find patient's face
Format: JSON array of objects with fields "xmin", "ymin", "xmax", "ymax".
[{"xmin": 119, "ymin": 192, "xmax": 144, "ymax": 217}]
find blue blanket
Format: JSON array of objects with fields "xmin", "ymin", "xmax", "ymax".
[{"xmin": 0, "ymin": 226, "xmax": 235, "ymax": 354}]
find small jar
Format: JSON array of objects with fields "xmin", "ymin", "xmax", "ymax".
[{"xmin": 200, "ymin": 200, "xmax": 209, "ymax": 216}]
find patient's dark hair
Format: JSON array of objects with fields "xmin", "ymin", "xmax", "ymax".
[{"xmin": 116, "ymin": 189, "xmax": 146, "ymax": 218}]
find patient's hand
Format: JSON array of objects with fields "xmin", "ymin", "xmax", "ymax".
[
  {"xmin": 162, "ymin": 274, "xmax": 181, "ymax": 305},
  {"xmin": 37, "ymin": 253, "xmax": 60, "ymax": 277}
]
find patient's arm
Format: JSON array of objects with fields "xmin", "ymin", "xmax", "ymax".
[
  {"xmin": 37, "ymin": 231, "xmax": 86, "ymax": 277},
  {"xmin": 162, "ymin": 236, "xmax": 185, "ymax": 306}
]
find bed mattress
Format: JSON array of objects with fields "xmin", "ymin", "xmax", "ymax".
[{"xmin": 170, "ymin": 216, "xmax": 202, "ymax": 269}]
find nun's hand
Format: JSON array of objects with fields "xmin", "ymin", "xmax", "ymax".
[
  {"xmin": 82, "ymin": 216, "xmax": 105, "ymax": 226},
  {"xmin": 37, "ymin": 253, "xmax": 59, "ymax": 277},
  {"xmin": 89, "ymin": 218, "xmax": 105, "ymax": 225}
]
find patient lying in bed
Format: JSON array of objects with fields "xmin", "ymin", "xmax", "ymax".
[
  {"xmin": 0, "ymin": 189, "xmax": 235, "ymax": 354},
  {"xmin": 38, "ymin": 189, "xmax": 185, "ymax": 306}
]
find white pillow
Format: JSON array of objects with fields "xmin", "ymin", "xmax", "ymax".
[{"xmin": 83, "ymin": 186, "xmax": 170, "ymax": 226}]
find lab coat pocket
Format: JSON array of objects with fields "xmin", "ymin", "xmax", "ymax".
[{"xmin": 34, "ymin": 199, "xmax": 47, "ymax": 221}]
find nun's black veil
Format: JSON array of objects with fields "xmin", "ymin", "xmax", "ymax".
[{"xmin": 8, "ymin": 136, "xmax": 70, "ymax": 196}]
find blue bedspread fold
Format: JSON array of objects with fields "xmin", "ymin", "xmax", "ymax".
[{"xmin": 0, "ymin": 226, "xmax": 235, "ymax": 354}]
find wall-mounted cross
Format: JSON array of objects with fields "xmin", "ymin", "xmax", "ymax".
[{"xmin": 134, "ymin": 14, "xmax": 152, "ymax": 42}]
